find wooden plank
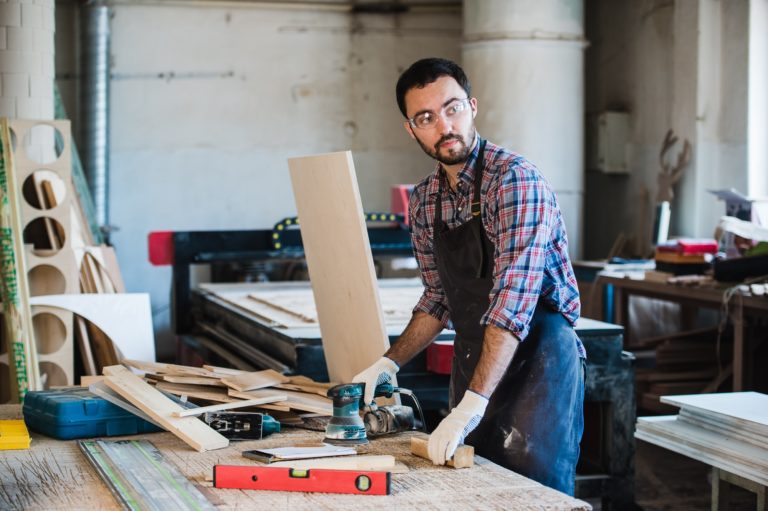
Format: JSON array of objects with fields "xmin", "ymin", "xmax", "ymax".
[
  {"xmin": 102, "ymin": 365, "xmax": 228, "ymax": 452},
  {"xmin": 0, "ymin": 119, "xmax": 39, "ymax": 399},
  {"xmin": 229, "ymin": 388, "xmax": 332, "ymax": 415},
  {"xmin": 202, "ymin": 365, "xmax": 247, "ymax": 376},
  {"xmin": 80, "ymin": 375, "xmax": 104, "ymax": 386},
  {"xmin": 155, "ymin": 374, "xmax": 227, "ymax": 387},
  {"xmin": 220, "ymin": 369, "xmax": 289, "ymax": 392},
  {"xmin": 660, "ymin": 392, "xmax": 768, "ymax": 434},
  {"xmin": 410, "ymin": 436, "xmax": 474, "ymax": 469},
  {"xmin": 636, "ymin": 416, "xmax": 768, "ymax": 485},
  {"xmin": 172, "ymin": 395, "xmax": 288, "ymax": 417},
  {"xmin": 123, "ymin": 359, "xmax": 218, "ymax": 378},
  {"xmin": 153, "ymin": 381, "xmax": 236, "ymax": 403},
  {"xmin": 287, "ymin": 151, "xmax": 392, "ymax": 383},
  {"xmin": 269, "ymin": 455, "xmax": 408, "ymax": 473}
]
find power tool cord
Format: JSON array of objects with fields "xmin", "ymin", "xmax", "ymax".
[{"xmin": 394, "ymin": 388, "xmax": 428, "ymax": 433}]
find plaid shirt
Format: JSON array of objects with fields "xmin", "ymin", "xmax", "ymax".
[{"xmin": 409, "ymin": 138, "xmax": 583, "ymax": 353}]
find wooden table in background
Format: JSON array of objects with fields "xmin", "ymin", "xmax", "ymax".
[
  {"xmin": 0, "ymin": 405, "xmax": 590, "ymax": 511},
  {"xmin": 599, "ymin": 276, "xmax": 768, "ymax": 391}
]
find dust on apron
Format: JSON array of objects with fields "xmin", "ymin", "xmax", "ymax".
[{"xmin": 433, "ymin": 137, "xmax": 584, "ymax": 495}]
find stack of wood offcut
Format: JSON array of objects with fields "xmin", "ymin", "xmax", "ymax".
[
  {"xmin": 115, "ymin": 360, "xmax": 334, "ymax": 426},
  {"xmin": 636, "ymin": 392, "xmax": 768, "ymax": 486}
]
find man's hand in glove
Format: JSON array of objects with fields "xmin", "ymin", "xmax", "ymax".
[
  {"xmin": 428, "ymin": 390, "xmax": 488, "ymax": 465},
  {"xmin": 351, "ymin": 356, "xmax": 400, "ymax": 404}
]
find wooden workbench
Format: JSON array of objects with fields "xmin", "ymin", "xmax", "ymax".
[
  {"xmin": 0, "ymin": 405, "xmax": 590, "ymax": 510},
  {"xmin": 599, "ymin": 275, "xmax": 768, "ymax": 391}
]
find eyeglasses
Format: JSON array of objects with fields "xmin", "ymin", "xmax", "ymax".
[{"xmin": 407, "ymin": 98, "xmax": 471, "ymax": 130}]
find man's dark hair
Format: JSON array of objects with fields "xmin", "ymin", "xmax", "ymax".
[{"xmin": 395, "ymin": 58, "xmax": 471, "ymax": 118}]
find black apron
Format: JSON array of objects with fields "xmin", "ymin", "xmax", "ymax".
[{"xmin": 433, "ymin": 138, "xmax": 584, "ymax": 495}]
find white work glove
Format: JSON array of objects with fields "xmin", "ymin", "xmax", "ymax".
[
  {"xmin": 428, "ymin": 390, "xmax": 488, "ymax": 465},
  {"xmin": 351, "ymin": 356, "xmax": 399, "ymax": 404}
]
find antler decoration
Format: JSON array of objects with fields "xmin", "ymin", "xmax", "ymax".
[{"xmin": 656, "ymin": 129, "xmax": 691, "ymax": 203}]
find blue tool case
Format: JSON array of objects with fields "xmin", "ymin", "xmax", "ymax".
[{"xmin": 23, "ymin": 387, "xmax": 162, "ymax": 439}]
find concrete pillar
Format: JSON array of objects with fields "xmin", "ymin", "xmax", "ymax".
[
  {"xmin": 462, "ymin": 0, "xmax": 586, "ymax": 257},
  {"xmin": 749, "ymin": 0, "xmax": 768, "ymax": 196},
  {"xmin": 0, "ymin": 0, "xmax": 55, "ymax": 120}
]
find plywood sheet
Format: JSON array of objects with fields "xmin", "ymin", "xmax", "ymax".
[
  {"xmin": 660, "ymin": 392, "xmax": 768, "ymax": 433},
  {"xmin": 29, "ymin": 294, "xmax": 155, "ymax": 362},
  {"xmin": 287, "ymin": 151, "xmax": 391, "ymax": 383}
]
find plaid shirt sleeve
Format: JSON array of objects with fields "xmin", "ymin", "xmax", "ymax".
[
  {"xmin": 408, "ymin": 183, "xmax": 453, "ymax": 329},
  {"xmin": 481, "ymin": 157, "xmax": 558, "ymax": 341}
]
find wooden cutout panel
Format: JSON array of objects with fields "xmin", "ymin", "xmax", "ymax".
[
  {"xmin": 102, "ymin": 365, "xmax": 229, "ymax": 452},
  {"xmin": 29, "ymin": 294, "xmax": 155, "ymax": 363},
  {"xmin": 31, "ymin": 305, "xmax": 74, "ymax": 388},
  {"xmin": 288, "ymin": 151, "xmax": 392, "ymax": 383}
]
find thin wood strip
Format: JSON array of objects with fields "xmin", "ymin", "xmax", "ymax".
[
  {"xmin": 172, "ymin": 395, "xmax": 288, "ymax": 417},
  {"xmin": 229, "ymin": 389, "xmax": 332, "ymax": 416},
  {"xmin": 220, "ymin": 369, "xmax": 289, "ymax": 392},
  {"xmin": 155, "ymin": 374, "xmax": 227, "ymax": 387},
  {"xmin": 34, "ymin": 179, "xmax": 60, "ymax": 250},
  {"xmin": 269, "ymin": 455, "xmax": 407, "ymax": 473},
  {"xmin": 102, "ymin": 365, "xmax": 228, "ymax": 452},
  {"xmin": 74, "ymin": 315, "xmax": 97, "ymax": 375},
  {"xmin": 123, "ymin": 359, "xmax": 220, "ymax": 378},
  {"xmin": 0, "ymin": 119, "xmax": 39, "ymax": 397},
  {"xmin": 153, "ymin": 381, "xmax": 237, "ymax": 403}
]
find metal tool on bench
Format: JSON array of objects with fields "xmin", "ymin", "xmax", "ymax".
[
  {"xmin": 324, "ymin": 382, "xmax": 425, "ymax": 445},
  {"xmin": 203, "ymin": 411, "xmax": 280, "ymax": 440}
]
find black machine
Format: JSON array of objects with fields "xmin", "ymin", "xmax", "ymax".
[{"xmin": 159, "ymin": 220, "xmax": 637, "ymax": 509}]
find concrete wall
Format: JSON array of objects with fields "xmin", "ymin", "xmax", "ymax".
[
  {"xmin": 56, "ymin": 1, "xmax": 462, "ymax": 360},
  {"xmin": 584, "ymin": 0, "xmax": 749, "ymax": 259}
]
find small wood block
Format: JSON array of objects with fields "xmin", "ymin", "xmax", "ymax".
[{"xmin": 410, "ymin": 436, "xmax": 474, "ymax": 469}]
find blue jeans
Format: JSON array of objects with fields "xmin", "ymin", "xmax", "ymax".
[{"xmin": 449, "ymin": 304, "xmax": 585, "ymax": 495}]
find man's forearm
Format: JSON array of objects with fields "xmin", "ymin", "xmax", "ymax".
[
  {"xmin": 385, "ymin": 311, "xmax": 444, "ymax": 368},
  {"xmin": 468, "ymin": 324, "xmax": 519, "ymax": 398}
]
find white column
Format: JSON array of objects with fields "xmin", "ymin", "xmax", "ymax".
[
  {"xmin": 462, "ymin": 0, "xmax": 586, "ymax": 257},
  {"xmin": 0, "ymin": 0, "xmax": 55, "ymax": 120},
  {"xmin": 749, "ymin": 0, "xmax": 768, "ymax": 197}
]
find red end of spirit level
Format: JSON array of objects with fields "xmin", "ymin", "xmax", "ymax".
[{"xmin": 213, "ymin": 465, "xmax": 391, "ymax": 495}]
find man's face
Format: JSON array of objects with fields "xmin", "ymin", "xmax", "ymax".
[{"xmin": 403, "ymin": 75, "xmax": 478, "ymax": 166}]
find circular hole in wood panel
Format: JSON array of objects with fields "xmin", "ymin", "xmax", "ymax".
[
  {"xmin": 0, "ymin": 363, "xmax": 9, "ymax": 403},
  {"xmin": 22, "ymin": 169, "xmax": 67, "ymax": 210},
  {"xmin": 22, "ymin": 124, "xmax": 65, "ymax": 165},
  {"xmin": 29, "ymin": 265, "xmax": 67, "ymax": 296},
  {"xmin": 39, "ymin": 361, "xmax": 68, "ymax": 389},
  {"xmin": 23, "ymin": 216, "xmax": 67, "ymax": 256},
  {"xmin": 33, "ymin": 312, "xmax": 67, "ymax": 354}
]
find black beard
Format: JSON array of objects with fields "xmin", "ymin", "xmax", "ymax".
[{"xmin": 415, "ymin": 129, "xmax": 476, "ymax": 166}]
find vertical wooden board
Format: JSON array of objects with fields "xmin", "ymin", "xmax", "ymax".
[
  {"xmin": 0, "ymin": 119, "xmax": 40, "ymax": 398},
  {"xmin": 287, "ymin": 151, "xmax": 391, "ymax": 383}
]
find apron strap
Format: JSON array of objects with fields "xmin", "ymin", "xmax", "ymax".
[{"xmin": 470, "ymin": 138, "xmax": 487, "ymax": 217}]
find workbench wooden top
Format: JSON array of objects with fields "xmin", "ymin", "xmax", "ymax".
[{"xmin": 0, "ymin": 405, "xmax": 590, "ymax": 510}]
